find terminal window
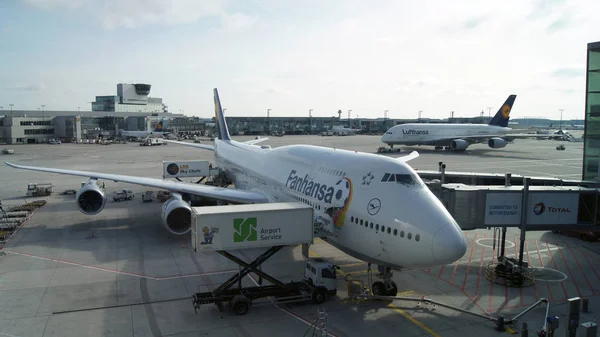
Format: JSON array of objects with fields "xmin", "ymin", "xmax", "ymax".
[{"xmin": 583, "ymin": 43, "xmax": 600, "ymax": 180}]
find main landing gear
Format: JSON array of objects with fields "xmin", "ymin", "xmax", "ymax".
[{"xmin": 367, "ymin": 263, "xmax": 398, "ymax": 296}]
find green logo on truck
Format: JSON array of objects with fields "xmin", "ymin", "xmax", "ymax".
[{"xmin": 233, "ymin": 217, "xmax": 257, "ymax": 242}]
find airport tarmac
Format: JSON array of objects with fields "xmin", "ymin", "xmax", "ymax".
[{"xmin": 0, "ymin": 135, "xmax": 597, "ymax": 337}]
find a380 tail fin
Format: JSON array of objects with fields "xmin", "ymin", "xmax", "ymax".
[
  {"xmin": 488, "ymin": 95, "xmax": 517, "ymax": 127},
  {"xmin": 153, "ymin": 120, "xmax": 165, "ymax": 132},
  {"xmin": 214, "ymin": 88, "xmax": 231, "ymax": 141}
]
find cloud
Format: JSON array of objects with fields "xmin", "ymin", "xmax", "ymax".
[
  {"xmin": 461, "ymin": 15, "xmax": 488, "ymax": 30},
  {"xmin": 5, "ymin": 82, "xmax": 50, "ymax": 91},
  {"xmin": 528, "ymin": 0, "xmax": 567, "ymax": 19},
  {"xmin": 220, "ymin": 12, "xmax": 257, "ymax": 32},
  {"xmin": 100, "ymin": 0, "xmax": 227, "ymax": 29},
  {"xmin": 374, "ymin": 35, "xmax": 408, "ymax": 45},
  {"xmin": 551, "ymin": 67, "xmax": 583, "ymax": 78},
  {"xmin": 546, "ymin": 16, "xmax": 571, "ymax": 32},
  {"xmin": 23, "ymin": 0, "xmax": 86, "ymax": 10}
]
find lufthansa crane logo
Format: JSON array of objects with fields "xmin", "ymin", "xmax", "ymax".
[
  {"xmin": 501, "ymin": 105, "xmax": 511, "ymax": 119},
  {"xmin": 367, "ymin": 198, "xmax": 381, "ymax": 215}
]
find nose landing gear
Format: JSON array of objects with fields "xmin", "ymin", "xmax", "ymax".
[{"xmin": 367, "ymin": 263, "xmax": 398, "ymax": 296}]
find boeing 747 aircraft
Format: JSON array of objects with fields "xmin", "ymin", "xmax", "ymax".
[
  {"xmin": 381, "ymin": 95, "xmax": 544, "ymax": 152},
  {"xmin": 5, "ymin": 89, "xmax": 467, "ymax": 296}
]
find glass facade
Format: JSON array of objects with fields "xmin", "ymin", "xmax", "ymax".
[{"xmin": 583, "ymin": 42, "xmax": 600, "ymax": 180}]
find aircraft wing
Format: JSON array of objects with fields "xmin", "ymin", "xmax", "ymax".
[
  {"xmin": 162, "ymin": 139, "xmax": 215, "ymax": 151},
  {"xmin": 243, "ymin": 137, "xmax": 270, "ymax": 145},
  {"xmin": 4, "ymin": 161, "xmax": 268, "ymax": 204}
]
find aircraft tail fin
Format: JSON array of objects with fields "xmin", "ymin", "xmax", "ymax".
[
  {"xmin": 549, "ymin": 123, "xmax": 553, "ymax": 128},
  {"xmin": 153, "ymin": 120, "xmax": 165, "ymax": 132},
  {"xmin": 214, "ymin": 88, "xmax": 231, "ymax": 141},
  {"xmin": 488, "ymin": 95, "xmax": 516, "ymax": 127}
]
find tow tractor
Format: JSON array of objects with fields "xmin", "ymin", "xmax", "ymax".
[
  {"xmin": 377, "ymin": 146, "xmax": 401, "ymax": 153},
  {"xmin": 190, "ymin": 202, "xmax": 338, "ymax": 315}
]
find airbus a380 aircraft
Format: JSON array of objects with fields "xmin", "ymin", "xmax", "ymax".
[
  {"xmin": 5, "ymin": 89, "xmax": 467, "ymax": 296},
  {"xmin": 381, "ymin": 95, "xmax": 541, "ymax": 151}
]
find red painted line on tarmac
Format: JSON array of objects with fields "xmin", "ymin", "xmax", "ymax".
[
  {"xmin": 474, "ymin": 235, "xmax": 487, "ymax": 298},
  {"xmin": 3, "ymin": 249, "xmax": 238, "ymax": 280},
  {"xmin": 545, "ymin": 242, "xmax": 568, "ymax": 300},
  {"xmin": 556, "ymin": 244, "xmax": 581, "ymax": 297},
  {"xmin": 535, "ymin": 240, "xmax": 553, "ymax": 301},
  {"xmin": 459, "ymin": 233, "xmax": 478, "ymax": 288},
  {"xmin": 565, "ymin": 244, "xmax": 592, "ymax": 293},
  {"xmin": 437, "ymin": 264, "xmax": 445, "ymax": 278},
  {"xmin": 0, "ymin": 196, "xmax": 50, "ymax": 249},
  {"xmin": 582, "ymin": 252, "xmax": 600, "ymax": 284},
  {"xmin": 489, "ymin": 274, "xmax": 495, "ymax": 312}
]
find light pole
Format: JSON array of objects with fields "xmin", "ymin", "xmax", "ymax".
[
  {"xmin": 559, "ymin": 109, "xmax": 564, "ymax": 130},
  {"xmin": 41, "ymin": 104, "xmax": 46, "ymax": 121},
  {"xmin": 418, "ymin": 110, "xmax": 422, "ymax": 120},
  {"xmin": 348, "ymin": 110, "xmax": 352, "ymax": 121},
  {"xmin": 78, "ymin": 106, "xmax": 80, "ymax": 113},
  {"xmin": 267, "ymin": 109, "xmax": 271, "ymax": 131},
  {"xmin": 487, "ymin": 107, "xmax": 492, "ymax": 118},
  {"xmin": 9, "ymin": 104, "xmax": 14, "ymax": 116},
  {"xmin": 384, "ymin": 110, "xmax": 389, "ymax": 119},
  {"xmin": 309, "ymin": 109, "xmax": 313, "ymax": 134}
]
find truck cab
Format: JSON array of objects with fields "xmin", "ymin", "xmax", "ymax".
[{"xmin": 304, "ymin": 258, "xmax": 339, "ymax": 295}]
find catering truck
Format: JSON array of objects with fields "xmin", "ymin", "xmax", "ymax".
[{"xmin": 190, "ymin": 202, "xmax": 338, "ymax": 315}]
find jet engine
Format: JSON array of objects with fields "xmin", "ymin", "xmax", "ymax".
[
  {"xmin": 488, "ymin": 137, "xmax": 507, "ymax": 148},
  {"xmin": 76, "ymin": 181, "xmax": 107, "ymax": 215},
  {"xmin": 161, "ymin": 193, "xmax": 192, "ymax": 235},
  {"xmin": 450, "ymin": 139, "xmax": 469, "ymax": 151}
]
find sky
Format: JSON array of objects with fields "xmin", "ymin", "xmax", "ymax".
[{"xmin": 0, "ymin": 0, "xmax": 599, "ymax": 120}]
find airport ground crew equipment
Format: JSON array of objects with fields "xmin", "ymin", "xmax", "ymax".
[
  {"xmin": 191, "ymin": 202, "xmax": 337, "ymax": 315},
  {"xmin": 191, "ymin": 250, "xmax": 338, "ymax": 315},
  {"xmin": 112, "ymin": 189, "xmax": 134, "ymax": 201},
  {"xmin": 142, "ymin": 191, "xmax": 154, "ymax": 202},
  {"xmin": 26, "ymin": 183, "xmax": 53, "ymax": 196},
  {"xmin": 346, "ymin": 277, "xmax": 555, "ymax": 334}
]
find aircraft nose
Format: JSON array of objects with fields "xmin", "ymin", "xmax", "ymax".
[{"xmin": 432, "ymin": 225, "xmax": 466, "ymax": 264}]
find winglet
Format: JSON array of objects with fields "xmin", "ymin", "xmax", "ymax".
[
  {"xmin": 396, "ymin": 151, "xmax": 419, "ymax": 163},
  {"xmin": 214, "ymin": 88, "xmax": 231, "ymax": 141}
]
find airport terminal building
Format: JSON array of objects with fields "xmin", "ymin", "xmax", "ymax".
[{"xmin": 583, "ymin": 41, "xmax": 600, "ymax": 181}]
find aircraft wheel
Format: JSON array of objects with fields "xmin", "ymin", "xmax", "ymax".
[
  {"xmin": 372, "ymin": 281, "xmax": 386, "ymax": 296},
  {"xmin": 387, "ymin": 281, "xmax": 398, "ymax": 296}
]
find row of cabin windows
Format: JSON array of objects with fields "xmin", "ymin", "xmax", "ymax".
[
  {"xmin": 283, "ymin": 158, "xmax": 346, "ymax": 177},
  {"xmin": 350, "ymin": 216, "xmax": 420, "ymax": 242},
  {"xmin": 288, "ymin": 190, "xmax": 322, "ymax": 210}
]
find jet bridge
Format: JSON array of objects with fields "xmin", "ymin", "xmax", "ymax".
[{"xmin": 431, "ymin": 183, "xmax": 600, "ymax": 231}]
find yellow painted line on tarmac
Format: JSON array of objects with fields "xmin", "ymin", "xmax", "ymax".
[
  {"xmin": 309, "ymin": 249, "xmax": 437, "ymax": 336},
  {"xmin": 387, "ymin": 304, "xmax": 442, "ymax": 337},
  {"xmin": 338, "ymin": 262, "xmax": 366, "ymax": 268}
]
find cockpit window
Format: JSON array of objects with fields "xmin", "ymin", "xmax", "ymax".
[{"xmin": 381, "ymin": 173, "xmax": 416, "ymax": 185}]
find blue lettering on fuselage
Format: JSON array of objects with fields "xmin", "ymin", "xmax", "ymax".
[
  {"xmin": 402, "ymin": 129, "xmax": 429, "ymax": 135},
  {"xmin": 286, "ymin": 170, "xmax": 335, "ymax": 204}
]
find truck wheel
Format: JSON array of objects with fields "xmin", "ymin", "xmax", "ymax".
[
  {"xmin": 231, "ymin": 295, "xmax": 251, "ymax": 315},
  {"xmin": 113, "ymin": 198, "xmax": 117, "ymax": 201},
  {"xmin": 312, "ymin": 288, "xmax": 326, "ymax": 304}
]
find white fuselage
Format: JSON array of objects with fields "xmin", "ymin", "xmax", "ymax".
[
  {"xmin": 381, "ymin": 123, "xmax": 512, "ymax": 146},
  {"xmin": 213, "ymin": 139, "xmax": 466, "ymax": 270}
]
